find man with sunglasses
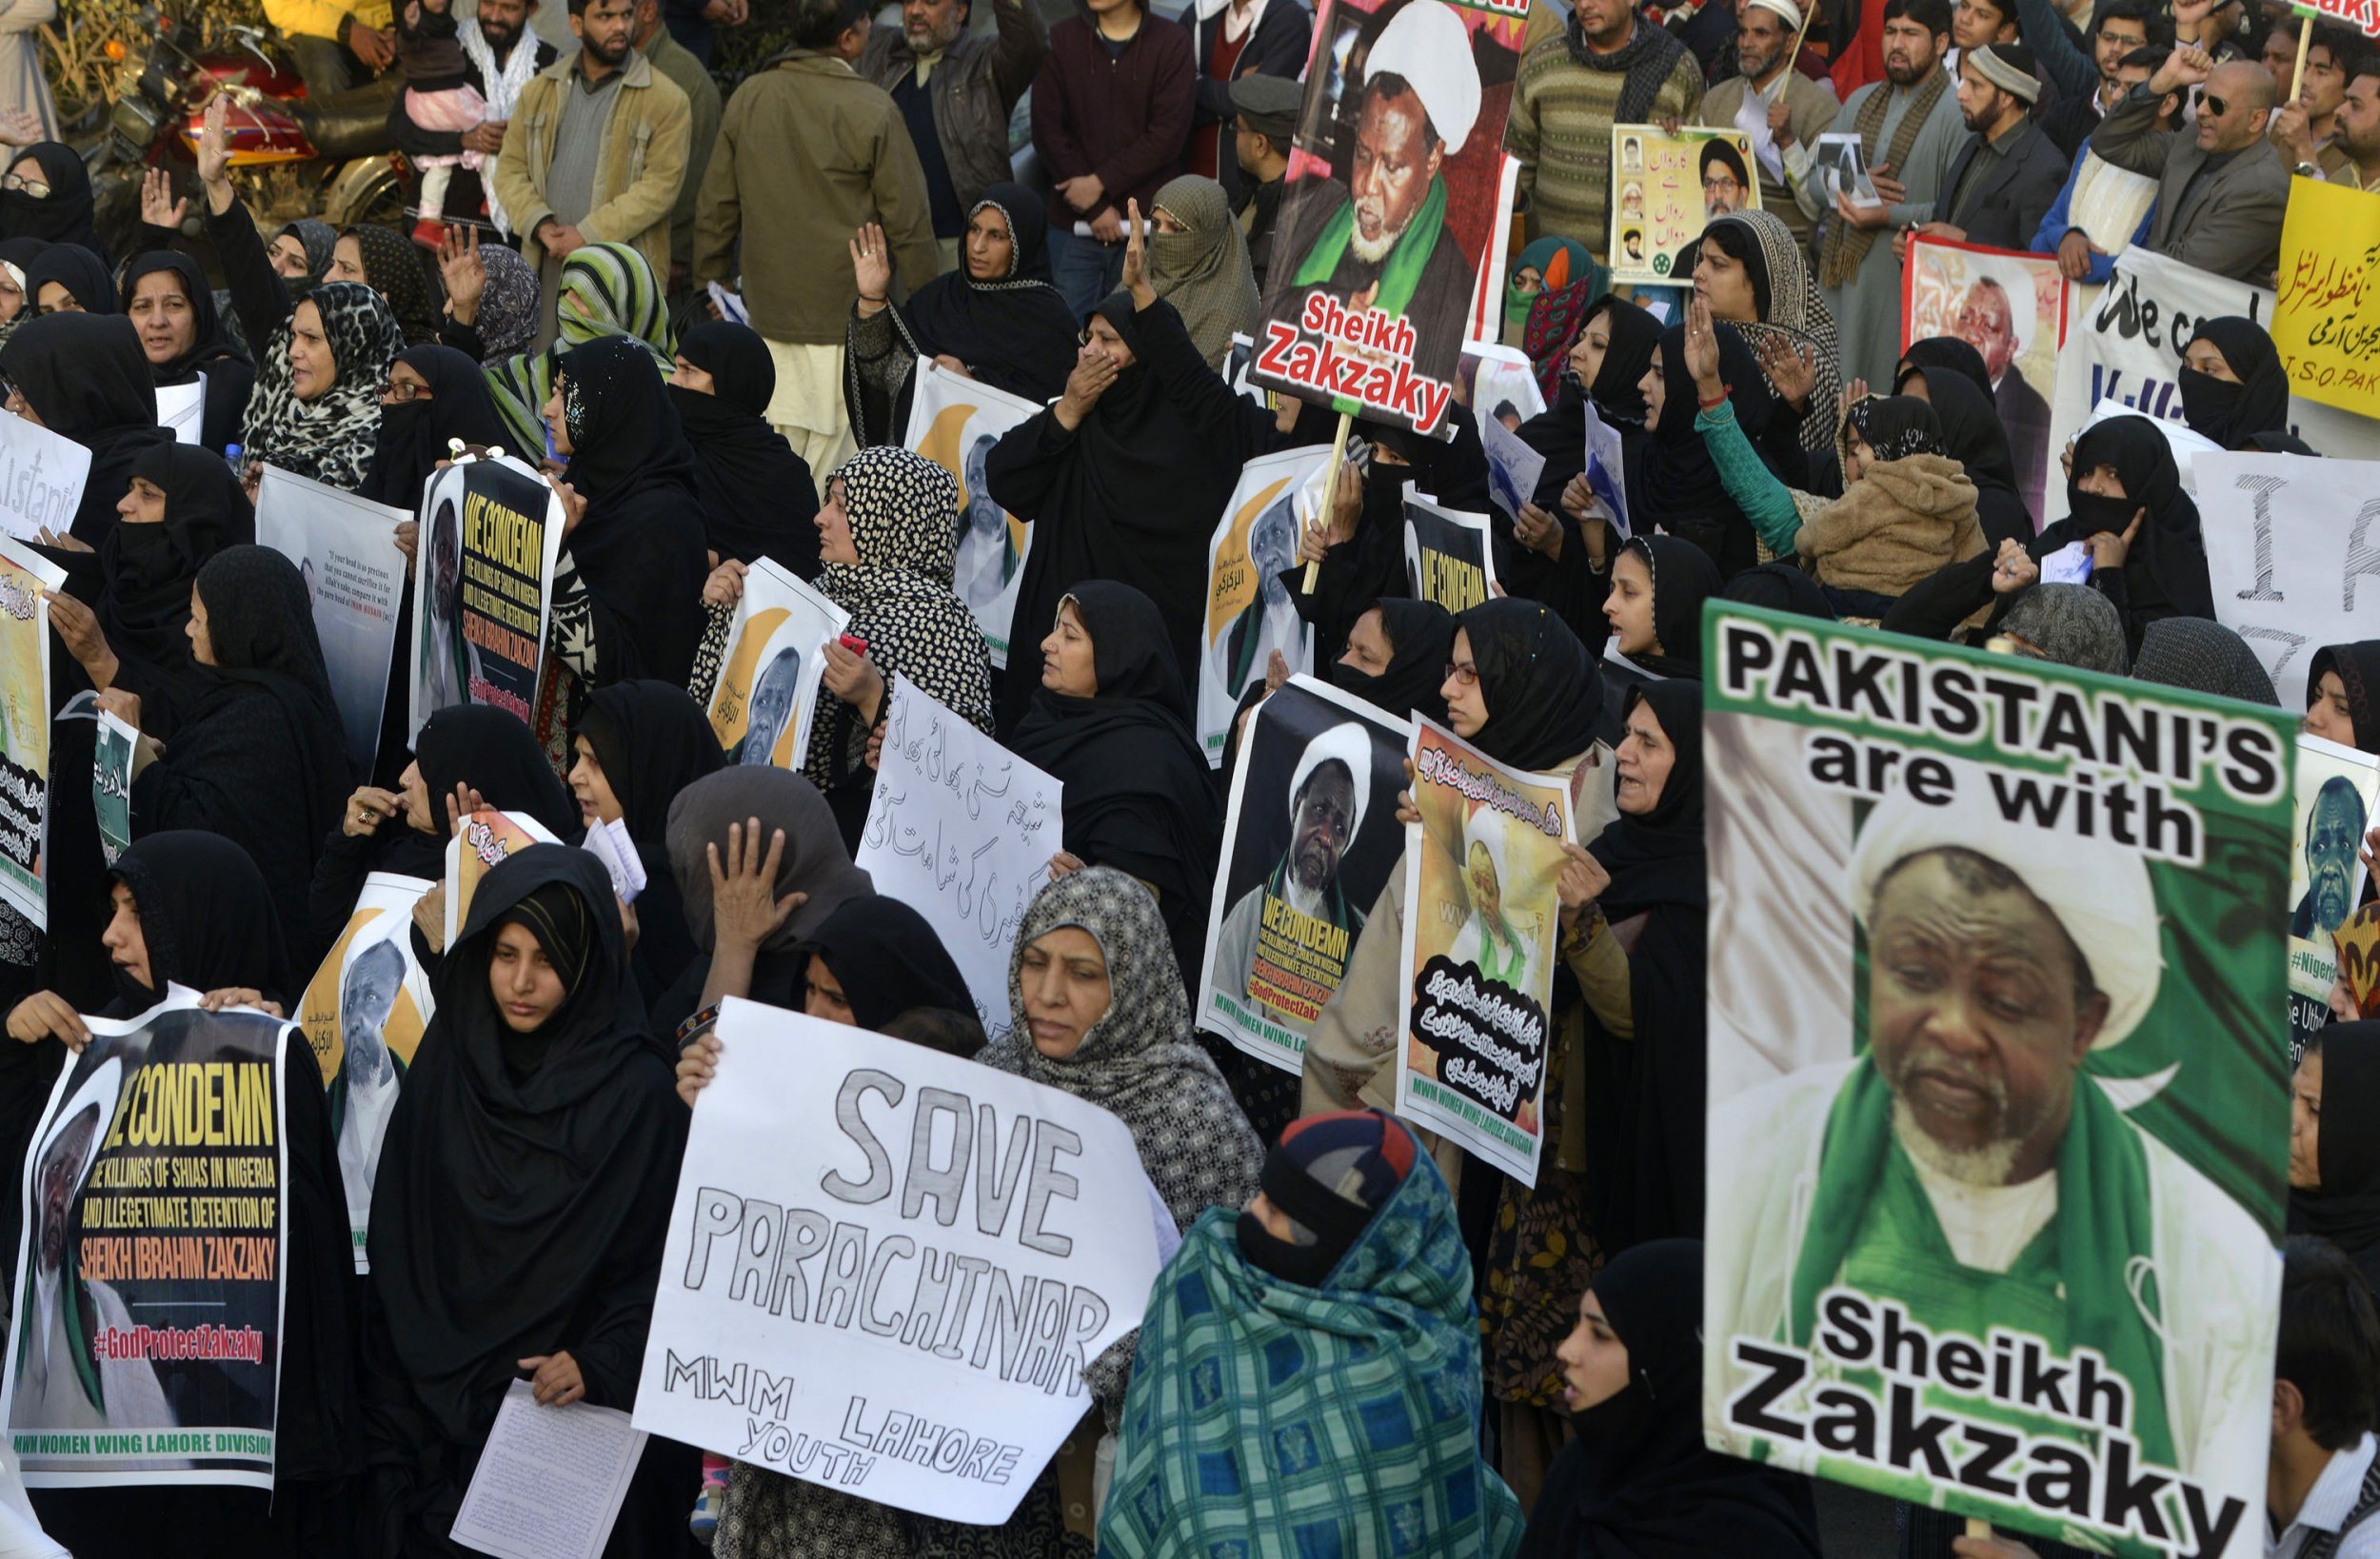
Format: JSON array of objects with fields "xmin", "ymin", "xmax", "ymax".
[{"xmin": 2088, "ymin": 40, "xmax": 2288, "ymax": 282}]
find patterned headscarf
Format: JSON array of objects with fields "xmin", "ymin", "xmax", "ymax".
[
  {"xmin": 1148, "ymin": 174, "xmax": 1260, "ymax": 373},
  {"xmin": 980, "ymin": 867, "xmax": 1263, "ymax": 1233},
  {"xmin": 486, "ymin": 242, "xmax": 674, "ymax": 452},
  {"xmin": 1704, "ymin": 209, "xmax": 1841, "ymax": 454},
  {"xmin": 344, "ymin": 223, "xmax": 444, "ymax": 344},
  {"xmin": 803, "ymin": 446, "xmax": 994, "ymax": 783},
  {"xmin": 473, "ymin": 243, "xmax": 540, "ymax": 360},
  {"xmin": 1844, "ymin": 394, "xmax": 1941, "ymax": 463},
  {"xmin": 236, "ymin": 280, "xmax": 405, "ymax": 491}
]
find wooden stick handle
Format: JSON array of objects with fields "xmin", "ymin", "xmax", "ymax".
[
  {"xmin": 2291, "ymin": 13, "xmax": 2314, "ymax": 105},
  {"xmin": 1299, "ymin": 410, "xmax": 1358, "ymax": 595},
  {"xmin": 1781, "ymin": 0, "xmax": 1817, "ymax": 82},
  {"xmin": 1965, "ymin": 1517, "xmax": 1992, "ymax": 1540}
]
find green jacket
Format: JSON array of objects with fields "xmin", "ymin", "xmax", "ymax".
[
  {"xmin": 491, "ymin": 47, "xmax": 693, "ymax": 288},
  {"xmin": 694, "ymin": 50, "xmax": 940, "ymax": 345}
]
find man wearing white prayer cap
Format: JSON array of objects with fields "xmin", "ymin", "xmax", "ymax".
[
  {"xmin": 1258, "ymin": 0, "xmax": 1483, "ymax": 393},
  {"xmin": 1210, "ymin": 718, "xmax": 1375, "ymax": 1037},
  {"xmin": 1703, "ymin": 789, "xmax": 2278, "ymax": 1507},
  {"xmin": 1694, "ymin": 0, "xmax": 1841, "ymax": 249}
]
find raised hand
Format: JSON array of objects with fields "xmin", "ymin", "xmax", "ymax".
[
  {"xmin": 140, "ymin": 168, "xmax": 189, "ymax": 232},
  {"xmin": 439, "ymin": 225, "xmax": 485, "ymax": 321},
  {"xmin": 850, "ymin": 222, "xmax": 893, "ymax": 309},
  {"xmin": 196, "ymin": 92, "xmax": 233, "ymax": 190},
  {"xmin": 706, "ymin": 819, "xmax": 803, "ymax": 955},
  {"xmin": 1121, "ymin": 198, "xmax": 1152, "ymax": 304}
]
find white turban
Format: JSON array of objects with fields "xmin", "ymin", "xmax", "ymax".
[
  {"xmin": 1746, "ymin": 0, "xmax": 1804, "ymax": 30},
  {"xmin": 1364, "ymin": 0, "xmax": 1483, "ymax": 157},
  {"xmin": 1461, "ymin": 803, "xmax": 1511, "ymax": 895},
  {"xmin": 1289, "ymin": 721, "xmax": 1374, "ymax": 844},
  {"xmin": 1849, "ymin": 793, "xmax": 2163, "ymax": 1049}
]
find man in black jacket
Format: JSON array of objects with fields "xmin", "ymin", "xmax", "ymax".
[
  {"xmin": 1188, "ymin": 0, "xmax": 1313, "ymax": 207},
  {"xmin": 1914, "ymin": 42, "xmax": 2071, "ymax": 247},
  {"xmin": 860, "ymin": 0, "xmax": 1047, "ymax": 270}
]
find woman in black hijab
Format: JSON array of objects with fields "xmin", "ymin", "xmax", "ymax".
[
  {"xmin": 362, "ymin": 846, "xmax": 687, "ymax": 1559},
  {"xmin": 2306, "ymin": 641, "xmax": 2380, "ymax": 754},
  {"xmin": 312, "ymin": 703, "xmax": 584, "ymax": 957},
  {"xmin": 0, "ymin": 144, "xmax": 103, "ymax": 258},
  {"xmin": 2181, "ymin": 316, "xmax": 2291, "ymax": 450},
  {"xmin": 361, "ymin": 343, "xmax": 508, "ymax": 510},
  {"xmin": 1632, "ymin": 322, "xmax": 1799, "ymax": 578},
  {"xmin": 1603, "ymin": 534, "xmax": 1724, "ymax": 682},
  {"xmin": 7, "ymin": 832, "xmax": 362, "ymax": 1559},
  {"xmin": 1331, "ymin": 597, "xmax": 1458, "ymax": 726},
  {"xmin": 1897, "ymin": 360, "xmax": 2033, "ymax": 546},
  {"xmin": 843, "ymin": 182, "xmax": 1080, "ymax": 446},
  {"xmin": 2030, "ymin": 414, "xmax": 2213, "ymax": 652},
  {"xmin": 125, "ymin": 545, "xmax": 351, "ymax": 947},
  {"xmin": 1010, "ymin": 581, "xmax": 1220, "ymax": 996},
  {"xmin": 1894, "ymin": 335, "xmax": 1993, "ymax": 402},
  {"xmin": 543, "ymin": 335, "xmax": 709, "ymax": 697},
  {"xmin": 1720, "ymin": 559, "xmax": 1834, "ymax": 619},
  {"xmin": 24, "ymin": 243, "xmax": 115, "ymax": 314},
  {"xmin": 1517, "ymin": 292, "xmax": 1662, "ymax": 495},
  {"xmin": 570, "ymin": 680, "xmax": 722, "ymax": 1006},
  {"xmin": 1, "ymin": 311, "xmax": 168, "ymax": 546},
  {"xmin": 984, "ymin": 293, "xmax": 1254, "ymax": 734},
  {"xmin": 798, "ymin": 895, "xmax": 977, "ymax": 1036},
  {"xmin": 1580, "ymin": 680, "xmax": 1708, "ymax": 1249},
  {"xmin": 1521, "ymin": 1239, "xmax": 1820, "ymax": 1558},
  {"xmin": 669, "ymin": 321, "xmax": 819, "ymax": 573},
  {"xmin": 658, "ymin": 766, "xmax": 876, "ymax": 1036},
  {"xmin": 120, "ymin": 251, "xmax": 255, "ymax": 453},
  {"xmin": 2291, "ymin": 1023, "xmax": 2380, "ymax": 1295}
]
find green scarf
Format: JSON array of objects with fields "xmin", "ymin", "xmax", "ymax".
[
  {"xmin": 1292, "ymin": 173, "xmax": 1450, "ymax": 322},
  {"xmin": 1100, "ymin": 1160, "xmax": 1522, "ymax": 1557},
  {"xmin": 1475, "ymin": 914, "xmax": 1529, "ymax": 988},
  {"xmin": 1787, "ymin": 1061, "xmax": 2177, "ymax": 1470}
]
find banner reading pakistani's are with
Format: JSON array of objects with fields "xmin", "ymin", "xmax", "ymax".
[
  {"xmin": 1395, "ymin": 716, "xmax": 1568, "ymax": 1186},
  {"xmin": 1248, "ymin": 0, "xmax": 1527, "ymax": 439},
  {"xmin": 1200, "ymin": 677, "xmax": 1411, "ymax": 1073},
  {"xmin": 6, "ymin": 989, "xmax": 289, "ymax": 1488},
  {"xmin": 1700, "ymin": 604, "xmax": 2291, "ymax": 1558}
]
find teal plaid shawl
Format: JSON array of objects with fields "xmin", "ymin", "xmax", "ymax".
[{"xmin": 1099, "ymin": 1155, "xmax": 1522, "ymax": 1558}]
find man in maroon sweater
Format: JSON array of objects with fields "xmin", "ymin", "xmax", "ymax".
[{"xmin": 1031, "ymin": 0, "xmax": 1197, "ymax": 315}]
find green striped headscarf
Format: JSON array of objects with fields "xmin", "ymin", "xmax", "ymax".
[{"xmin": 486, "ymin": 242, "xmax": 675, "ymax": 454}]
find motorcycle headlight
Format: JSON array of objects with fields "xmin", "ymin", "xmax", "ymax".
[{"xmin": 109, "ymin": 94, "xmax": 164, "ymax": 151}]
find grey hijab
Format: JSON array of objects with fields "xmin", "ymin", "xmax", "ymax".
[
  {"xmin": 1148, "ymin": 174, "xmax": 1261, "ymax": 374},
  {"xmin": 2131, "ymin": 617, "xmax": 2279, "ymax": 705},
  {"xmin": 664, "ymin": 767, "xmax": 874, "ymax": 955},
  {"xmin": 2000, "ymin": 583, "xmax": 2131, "ymax": 677}
]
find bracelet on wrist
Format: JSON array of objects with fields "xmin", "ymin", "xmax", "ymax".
[
  {"xmin": 858, "ymin": 292, "xmax": 886, "ymax": 305},
  {"xmin": 1697, "ymin": 384, "xmax": 1732, "ymax": 409}
]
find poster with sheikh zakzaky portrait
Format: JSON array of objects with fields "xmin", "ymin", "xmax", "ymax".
[
  {"xmin": 0, "ymin": 536, "xmax": 63, "ymax": 929},
  {"xmin": 2286, "ymin": 733, "xmax": 2379, "ymax": 1063},
  {"xmin": 297, "ymin": 872, "xmax": 435, "ymax": 1273},
  {"xmin": 1900, "ymin": 234, "xmax": 2066, "ymax": 529},
  {"xmin": 1248, "ymin": 0, "xmax": 1526, "ymax": 441},
  {"xmin": 1395, "ymin": 715, "xmax": 1570, "ymax": 1186},
  {"xmin": 1700, "ymin": 604, "xmax": 2294, "ymax": 1559},
  {"xmin": 408, "ymin": 455, "xmax": 563, "ymax": 743},
  {"xmin": 1200, "ymin": 676, "xmax": 1411, "ymax": 1074},
  {"xmin": 1196, "ymin": 447, "xmax": 1330, "ymax": 763},
  {"xmin": 704, "ymin": 557, "xmax": 851, "ymax": 773},
  {"xmin": 904, "ymin": 358, "xmax": 1042, "ymax": 669},
  {"xmin": 5, "ymin": 988, "xmax": 289, "ymax": 1488}
]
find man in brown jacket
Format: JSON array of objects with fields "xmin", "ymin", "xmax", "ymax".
[
  {"xmin": 695, "ymin": 0, "xmax": 939, "ymax": 471},
  {"xmin": 490, "ymin": 0, "xmax": 692, "ymax": 342}
]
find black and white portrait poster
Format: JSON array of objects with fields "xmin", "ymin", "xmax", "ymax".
[{"xmin": 1200, "ymin": 676, "xmax": 1411, "ymax": 1074}]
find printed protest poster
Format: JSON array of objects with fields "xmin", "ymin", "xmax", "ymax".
[
  {"xmin": 155, "ymin": 380, "xmax": 204, "ymax": 445},
  {"xmin": 1902, "ymin": 234, "xmax": 2066, "ymax": 524},
  {"xmin": 2271, "ymin": 177, "xmax": 2380, "ymax": 420},
  {"xmin": 906, "ymin": 359, "xmax": 1041, "ymax": 669},
  {"xmin": 1200, "ymin": 676, "xmax": 1410, "ymax": 1072},
  {"xmin": 0, "ymin": 536, "xmax": 63, "ymax": 928},
  {"xmin": 2046, "ymin": 248, "xmax": 2375, "ymax": 525},
  {"xmin": 1579, "ymin": 400, "xmax": 1632, "ymax": 539},
  {"xmin": 1699, "ymin": 603, "xmax": 2292, "ymax": 1556},
  {"xmin": 1249, "ymin": 0, "xmax": 1526, "ymax": 439},
  {"xmin": 443, "ymin": 809, "xmax": 564, "ymax": 948},
  {"xmin": 1606, "ymin": 123, "xmax": 1761, "ymax": 284},
  {"xmin": 1478, "ymin": 412, "xmax": 1545, "ymax": 531},
  {"xmin": 630, "ymin": 1002, "xmax": 1162, "ymax": 1524},
  {"xmin": 855, "ymin": 677, "xmax": 1061, "ymax": 1040},
  {"xmin": 2196, "ymin": 453, "xmax": 2380, "ymax": 711},
  {"xmin": 2286, "ymin": 735, "xmax": 2379, "ymax": 1061},
  {"xmin": 1403, "ymin": 490, "xmax": 1497, "ymax": 612},
  {"xmin": 1459, "ymin": 343, "xmax": 1547, "ymax": 424},
  {"xmin": 297, "ymin": 872, "xmax": 434, "ymax": 1272},
  {"xmin": 92, "ymin": 710, "xmax": 134, "ymax": 868},
  {"xmin": 704, "ymin": 559, "xmax": 851, "ymax": 770},
  {"xmin": 255, "ymin": 464, "xmax": 408, "ymax": 775},
  {"xmin": 6, "ymin": 989, "xmax": 289, "ymax": 1487},
  {"xmin": 1196, "ymin": 447, "xmax": 1327, "ymax": 762},
  {"xmin": 1394, "ymin": 716, "xmax": 1569, "ymax": 1186},
  {"xmin": 0, "ymin": 413, "xmax": 89, "ymax": 543},
  {"xmin": 409, "ymin": 456, "xmax": 563, "ymax": 741}
]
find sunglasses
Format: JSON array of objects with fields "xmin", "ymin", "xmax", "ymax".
[{"xmin": 2201, "ymin": 93, "xmax": 2229, "ymax": 116}]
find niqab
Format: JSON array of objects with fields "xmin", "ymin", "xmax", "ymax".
[
  {"xmin": 2181, "ymin": 316, "xmax": 2290, "ymax": 450},
  {"xmin": 671, "ymin": 321, "xmax": 820, "ymax": 571},
  {"xmin": 2033, "ymin": 414, "xmax": 2212, "ymax": 632},
  {"xmin": 0, "ymin": 144, "xmax": 102, "ymax": 255},
  {"xmin": 1148, "ymin": 173, "xmax": 1261, "ymax": 371},
  {"xmin": 361, "ymin": 344, "xmax": 509, "ymax": 510},
  {"xmin": 1328, "ymin": 596, "xmax": 1456, "ymax": 725},
  {"xmin": 98, "ymin": 441, "xmax": 253, "ymax": 738}
]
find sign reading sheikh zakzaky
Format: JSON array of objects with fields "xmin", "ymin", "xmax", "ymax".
[
  {"xmin": 1700, "ymin": 604, "xmax": 2291, "ymax": 1559},
  {"xmin": 1247, "ymin": 0, "xmax": 1525, "ymax": 440}
]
